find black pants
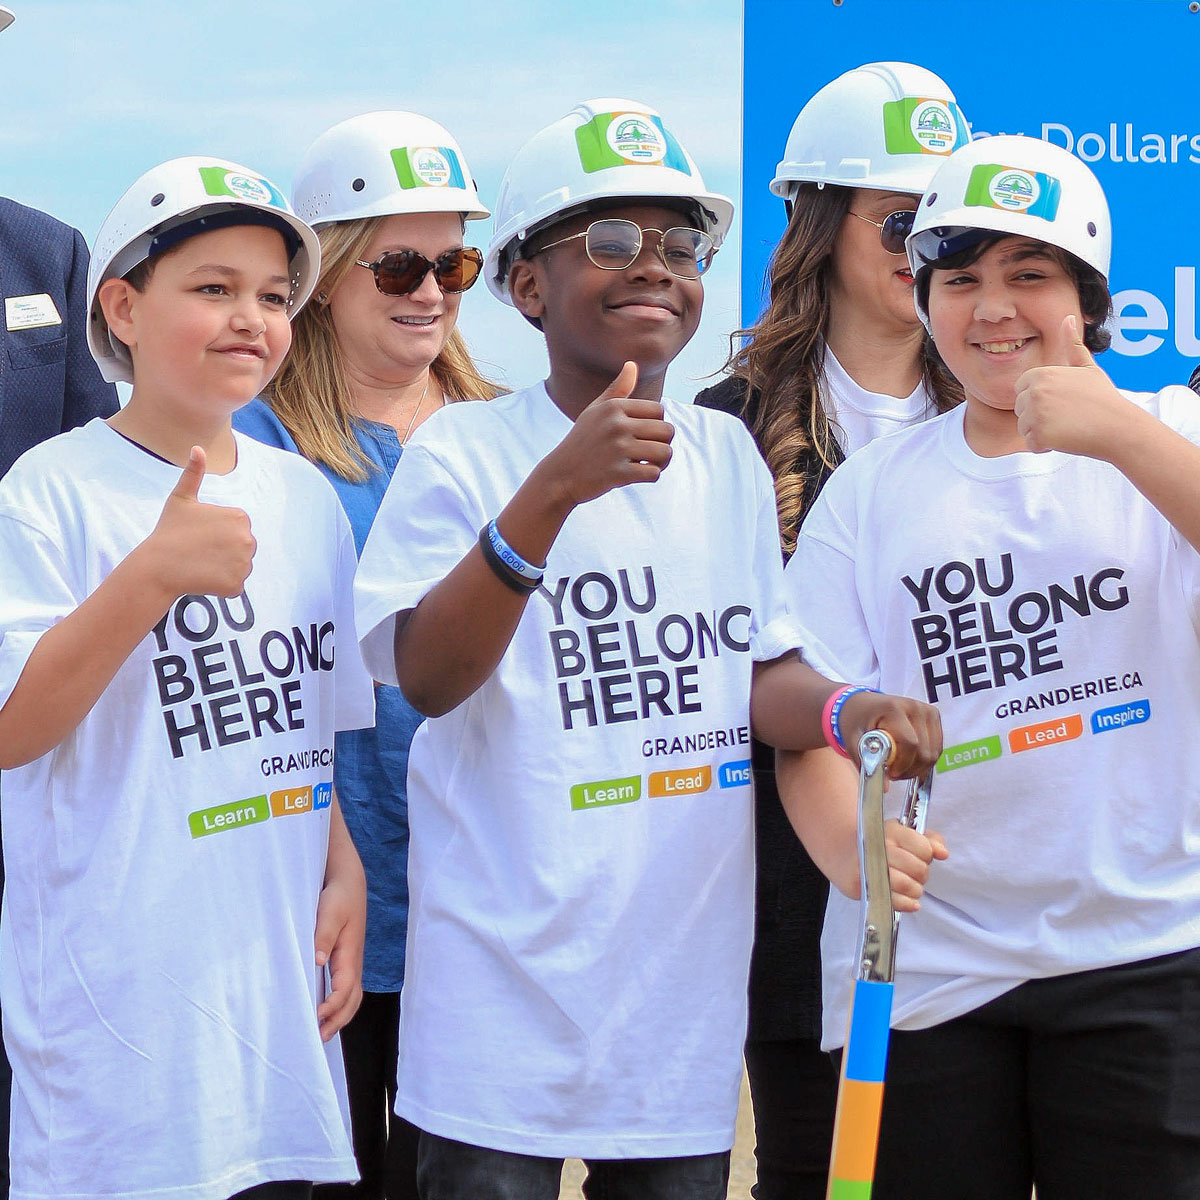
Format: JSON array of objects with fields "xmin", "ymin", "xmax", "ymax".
[
  {"xmin": 315, "ymin": 991, "xmax": 419, "ymax": 1200},
  {"xmin": 863, "ymin": 948, "xmax": 1200, "ymax": 1199},
  {"xmin": 229, "ymin": 1184, "xmax": 312, "ymax": 1200},
  {"xmin": 743, "ymin": 1037, "xmax": 837, "ymax": 1200},
  {"xmin": 416, "ymin": 1132, "xmax": 730, "ymax": 1200}
]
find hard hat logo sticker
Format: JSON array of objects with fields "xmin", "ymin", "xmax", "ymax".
[
  {"xmin": 990, "ymin": 170, "xmax": 1039, "ymax": 211},
  {"xmin": 912, "ymin": 102, "xmax": 958, "ymax": 154},
  {"xmin": 412, "ymin": 147, "xmax": 452, "ymax": 187},
  {"xmin": 390, "ymin": 146, "xmax": 467, "ymax": 191},
  {"xmin": 883, "ymin": 98, "xmax": 968, "ymax": 157},
  {"xmin": 575, "ymin": 113, "xmax": 692, "ymax": 176},
  {"xmin": 199, "ymin": 167, "xmax": 288, "ymax": 210},
  {"xmin": 607, "ymin": 115, "xmax": 668, "ymax": 164},
  {"xmin": 963, "ymin": 164, "xmax": 1063, "ymax": 221},
  {"xmin": 225, "ymin": 173, "xmax": 274, "ymax": 204}
]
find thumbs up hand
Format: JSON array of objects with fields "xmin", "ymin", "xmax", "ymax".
[
  {"xmin": 1014, "ymin": 314, "xmax": 1130, "ymax": 458},
  {"xmin": 540, "ymin": 360, "xmax": 676, "ymax": 508},
  {"xmin": 144, "ymin": 446, "xmax": 257, "ymax": 600}
]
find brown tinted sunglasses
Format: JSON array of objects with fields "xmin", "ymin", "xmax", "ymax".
[{"xmin": 356, "ymin": 246, "xmax": 484, "ymax": 296}]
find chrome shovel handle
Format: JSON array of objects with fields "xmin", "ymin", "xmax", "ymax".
[{"xmin": 854, "ymin": 731, "xmax": 934, "ymax": 984}]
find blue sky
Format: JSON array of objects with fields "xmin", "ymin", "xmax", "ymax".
[{"xmin": 2, "ymin": 0, "xmax": 743, "ymax": 395}]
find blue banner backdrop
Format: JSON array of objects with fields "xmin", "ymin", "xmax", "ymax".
[{"xmin": 742, "ymin": 0, "xmax": 1200, "ymax": 390}]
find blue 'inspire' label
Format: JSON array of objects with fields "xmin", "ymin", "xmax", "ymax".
[
  {"xmin": 1090, "ymin": 699, "xmax": 1151, "ymax": 734},
  {"xmin": 718, "ymin": 760, "xmax": 752, "ymax": 788}
]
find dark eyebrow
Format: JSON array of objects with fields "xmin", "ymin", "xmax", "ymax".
[
  {"xmin": 999, "ymin": 244, "xmax": 1055, "ymax": 265},
  {"xmin": 186, "ymin": 264, "xmax": 291, "ymax": 286}
]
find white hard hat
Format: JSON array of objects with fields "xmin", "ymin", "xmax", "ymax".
[
  {"xmin": 771, "ymin": 62, "xmax": 969, "ymax": 201},
  {"xmin": 906, "ymin": 134, "xmax": 1111, "ymax": 328},
  {"xmin": 0, "ymin": 7, "xmax": 13, "ymax": 33},
  {"xmin": 485, "ymin": 97, "xmax": 734, "ymax": 303},
  {"xmin": 87, "ymin": 156, "xmax": 321, "ymax": 384},
  {"xmin": 292, "ymin": 110, "xmax": 489, "ymax": 229}
]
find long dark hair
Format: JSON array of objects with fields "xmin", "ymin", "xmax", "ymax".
[{"xmin": 723, "ymin": 183, "xmax": 961, "ymax": 555}]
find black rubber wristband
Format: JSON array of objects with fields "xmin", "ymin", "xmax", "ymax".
[{"xmin": 478, "ymin": 524, "xmax": 541, "ymax": 593}]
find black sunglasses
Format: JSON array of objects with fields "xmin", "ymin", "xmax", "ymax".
[
  {"xmin": 356, "ymin": 246, "xmax": 483, "ymax": 296},
  {"xmin": 847, "ymin": 209, "xmax": 916, "ymax": 255}
]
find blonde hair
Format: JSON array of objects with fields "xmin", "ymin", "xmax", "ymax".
[{"xmin": 267, "ymin": 216, "xmax": 502, "ymax": 482}]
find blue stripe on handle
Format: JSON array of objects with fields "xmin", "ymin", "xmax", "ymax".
[{"xmin": 844, "ymin": 979, "xmax": 895, "ymax": 1083}]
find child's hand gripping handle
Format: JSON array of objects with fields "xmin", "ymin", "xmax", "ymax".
[
  {"xmin": 836, "ymin": 688, "xmax": 941, "ymax": 780},
  {"xmin": 854, "ymin": 731, "xmax": 942, "ymax": 979}
]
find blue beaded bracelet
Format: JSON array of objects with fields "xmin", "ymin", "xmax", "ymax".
[{"xmin": 829, "ymin": 685, "xmax": 880, "ymax": 755}]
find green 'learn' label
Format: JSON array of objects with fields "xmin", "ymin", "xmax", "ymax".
[
  {"xmin": 188, "ymin": 795, "xmax": 270, "ymax": 838},
  {"xmin": 936, "ymin": 735, "xmax": 1003, "ymax": 773},
  {"xmin": 570, "ymin": 775, "xmax": 642, "ymax": 811}
]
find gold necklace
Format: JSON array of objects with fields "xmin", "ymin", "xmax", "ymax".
[{"xmin": 399, "ymin": 379, "xmax": 430, "ymax": 445}]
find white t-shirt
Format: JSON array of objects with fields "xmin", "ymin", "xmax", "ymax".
[
  {"xmin": 784, "ymin": 390, "xmax": 1200, "ymax": 1050},
  {"xmin": 355, "ymin": 382, "xmax": 802, "ymax": 1158},
  {"xmin": 823, "ymin": 347, "xmax": 935, "ymax": 456},
  {"xmin": 0, "ymin": 421, "xmax": 376, "ymax": 1200}
]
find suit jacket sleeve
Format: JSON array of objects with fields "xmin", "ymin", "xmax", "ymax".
[{"xmin": 62, "ymin": 224, "xmax": 119, "ymax": 432}]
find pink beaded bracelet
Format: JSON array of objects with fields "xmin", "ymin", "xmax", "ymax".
[{"xmin": 821, "ymin": 684, "xmax": 878, "ymax": 757}]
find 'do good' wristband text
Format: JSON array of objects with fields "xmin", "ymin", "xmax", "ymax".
[
  {"xmin": 486, "ymin": 518, "xmax": 545, "ymax": 583},
  {"xmin": 478, "ymin": 523, "xmax": 542, "ymax": 594}
]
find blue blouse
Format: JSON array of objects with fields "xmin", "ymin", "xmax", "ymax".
[{"xmin": 234, "ymin": 397, "xmax": 421, "ymax": 993}]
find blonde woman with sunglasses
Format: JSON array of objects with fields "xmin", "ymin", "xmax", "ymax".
[
  {"xmin": 695, "ymin": 63, "xmax": 967, "ymax": 1200},
  {"xmin": 234, "ymin": 111, "xmax": 500, "ymax": 1200}
]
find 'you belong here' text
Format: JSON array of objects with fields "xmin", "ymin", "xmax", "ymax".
[
  {"xmin": 904, "ymin": 553, "xmax": 1129, "ymax": 703},
  {"xmin": 540, "ymin": 565, "xmax": 751, "ymax": 731},
  {"xmin": 151, "ymin": 591, "xmax": 336, "ymax": 759}
]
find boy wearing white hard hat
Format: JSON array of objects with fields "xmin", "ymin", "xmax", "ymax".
[
  {"xmin": 782, "ymin": 135, "xmax": 1200, "ymax": 1194},
  {"xmin": 0, "ymin": 158, "xmax": 375, "ymax": 1200},
  {"xmin": 354, "ymin": 99, "xmax": 942, "ymax": 1198}
]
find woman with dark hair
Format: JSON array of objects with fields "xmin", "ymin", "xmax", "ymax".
[{"xmin": 696, "ymin": 62, "xmax": 968, "ymax": 1199}]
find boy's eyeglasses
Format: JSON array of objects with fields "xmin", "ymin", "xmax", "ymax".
[
  {"xmin": 530, "ymin": 219, "xmax": 716, "ymax": 279},
  {"xmin": 847, "ymin": 209, "xmax": 916, "ymax": 256},
  {"xmin": 356, "ymin": 246, "xmax": 484, "ymax": 296}
]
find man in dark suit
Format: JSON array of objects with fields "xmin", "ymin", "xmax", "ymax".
[
  {"xmin": 0, "ymin": 192, "xmax": 118, "ymax": 474},
  {"xmin": 0, "ymin": 8, "xmax": 119, "ymax": 1196},
  {"xmin": 0, "ymin": 3, "xmax": 118, "ymax": 472}
]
